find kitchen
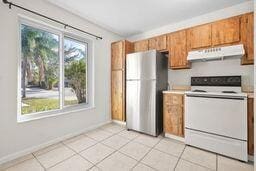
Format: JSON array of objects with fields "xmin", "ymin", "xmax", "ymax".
[
  {"xmin": 111, "ymin": 4, "xmax": 254, "ymax": 171},
  {"xmin": 0, "ymin": 0, "xmax": 255, "ymax": 171}
]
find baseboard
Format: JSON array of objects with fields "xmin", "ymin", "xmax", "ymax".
[
  {"xmin": 164, "ymin": 133, "xmax": 185, "ymax": 142},
  {"xmin": 112, "ymin": 120, "xmax": 126, "ymax": 126},
  {"xmin": 0, "ymin": 121, "xmax": 111, "ymax": 165},
  {"xmin": 248, "ymin": 155, "xmax": 254, "ymax": 162}
]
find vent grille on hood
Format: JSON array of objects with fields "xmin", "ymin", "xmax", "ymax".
[{"xmin": 187, "ymin": 44, "xmax": 245, "ymax": 62}]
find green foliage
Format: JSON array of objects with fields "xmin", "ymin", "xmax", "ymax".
[
  {"xmin": 22, "ymin": 98, "xmax": 78, "ymax": 115},
  {"xmin": 21, "ymin": 24, "xmax": 59, "ymax": 91},
  {"xmin": 65, "ymin": 60, "xmax": 86, "ymax": 103}
]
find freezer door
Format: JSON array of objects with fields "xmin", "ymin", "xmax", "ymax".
[
  {"xmin": 126, "ymin": 80, "xmax": 156, "ymax": 136},
  {"xmin": 126, "ymin": 50, "xmax": 156, "ymax": 80}
]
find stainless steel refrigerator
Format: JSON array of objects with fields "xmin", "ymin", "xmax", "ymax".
[{"xmin": 126, "ymin": 50, "xmax": 168, "ymax": 136}]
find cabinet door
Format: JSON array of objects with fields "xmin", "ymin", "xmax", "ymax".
[
  {"xmin": 187, "ymin": 24, "xmax": 212, "ymax": 50},
  {"xmin": 212, "ymin": 17, "xmax": 240, "ymax": 46},
  {"xmin": 168, "ymin": 30, "xmax": 190, "ymax": 69},
  {"xmin": 241, "ymin": 13, "xmax": 254, "ymax": 65},
  {"xmin": 134, "ymin": 40, "xmax": 149, "ymax": 52},
  {"xmin": 163, "ymin": 94, "xmax": 184, "ymax": 137},
  {"xmin": 111, "ymin": 70, "xmax": 124, "ymax": 121},
  {"xmin": 248, "ymin": 98, "xmax": 254, "ymax": 155},
  {"xmin": 111, "ymin": 41, "xmax": 124, "ymax": 70},
  {"xmin": 149, "ymin": 35, "xmax": 167, "ymax": 51}
]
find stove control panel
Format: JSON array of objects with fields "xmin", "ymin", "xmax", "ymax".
[{"xmin": 191, "ymin": 76, "xmax": 241, "ymax": 87}]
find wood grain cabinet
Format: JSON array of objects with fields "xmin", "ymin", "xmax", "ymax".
[
  {"xmin": 111, "ymin": 40, "xmax": 133, "ymax": 121},
  {"xmin": 149, "ymin": 35, "xmax": 168, "ymax": 51},
  {"xmin": 163, "ymin": 93, "xmax": 184, "ymax": 137},
  {"xmin": 187, "ymin": 24, "xmax": 212, "ymax": 50},
  {"xmin": 212, "ymin": 16, "xmax": 241, "ymax": 46},
  {"xmin": 133, "ymin": 39, "xmax": 149, "ymax": 52},
  {"xmin": 168, "ymin": 30, "xmax": 190, "ymax": 69},
  {"xmin": 111, "ymin": 70, "xmax": 124, "ymax": 120},
  {"xmin": 241, "ymin": 13, "xmax": 254, "ymax": 65},
  {"xmin": 248, "ymin": 97, "xmax": 254, "ymax": 155},
  {"xmin": 111, "ymin": 41, "xmax": 124, "ymax": 70}
]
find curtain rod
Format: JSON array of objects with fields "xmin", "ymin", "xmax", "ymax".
[{"xmin": 2, "ymin": 0, "xmax": 103, "ymax": 40}]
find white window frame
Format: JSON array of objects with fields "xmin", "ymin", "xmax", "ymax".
[{"xmin": 17, "ymin": 15, "xmax": 95, "ymax": 122}]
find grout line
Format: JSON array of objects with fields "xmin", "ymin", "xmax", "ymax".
[
  {"xmin": 65, "ymin": 124, "xmax": 128, "ymax": 169},
  {"xmin": 0, "ymin": 123, "xmax": 118, "ymax": 171},
  {"xmin": 45, "ymin": 152, "xmax": 77, "ymax": 170},
  {"xmin": 0, "ymin": 155, "xmax": 35, "ymax": 171},
  {"xmin": 173, "ymin": 144, "xmax": 186, "ymax": 170},
  {"xmin": 32, "ymin": 143, "xmax": 63, "ymax": 157},
  {"xmin": 179, "ymin": 158, "xmax": 216, "ymax": 171},
  {"xmin": 59, "ymin": 142, "xmax": 95, "ymax": 170},
  {"xmin": 31, "ymin": 153, "xmax": 46, "ymax": 171},
  {"xmin": 216, "ymin": 155, "xmax": 218, "ymax": 171},
  {"xmin": 130, "ymin": 135, "xmax": 163, "ymax": 170},
  {"xmin": 176, "ymin": 146, "xmax": 217, "ymax": 171}
]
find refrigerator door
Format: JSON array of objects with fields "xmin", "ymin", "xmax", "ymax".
[
  {"xmin": 126, "ymin": 80, "xmax": 156, "ymax": 136},
  {"xmin": 126, "ymin": 50, "xmax": 156, "ymax": 80}
]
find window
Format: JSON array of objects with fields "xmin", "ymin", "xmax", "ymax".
[
  {"xmin": 64, "ymin": 37, "xmax": 88, "ymax": 106},
  {"xmin": 18, "ymin": 18, "xmax": 93, "ymax": 120}
]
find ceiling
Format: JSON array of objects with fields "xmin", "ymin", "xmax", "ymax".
[{"xmin": 46, "ymin": 0, "xmax": 250, "ymax": 37}]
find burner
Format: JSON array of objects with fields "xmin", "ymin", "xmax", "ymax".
[
  {"xmin": 222, "ymin": 91, "xmax": 237, "ymax": 94},
  {"xmin": 192, "ymin": 89, "xmax": 207, "ymax": 92}
]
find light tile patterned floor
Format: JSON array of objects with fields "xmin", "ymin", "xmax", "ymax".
[{"xmin": 0, "ymin": 123, "xmax": 254, "ymax": 171}]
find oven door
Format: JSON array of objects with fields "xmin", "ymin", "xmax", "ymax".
[{"xmin": 185, "ymin": 94, "xmax": 247, "ymax": 140}]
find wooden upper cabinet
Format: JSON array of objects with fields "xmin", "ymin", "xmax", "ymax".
[
  {"xmin": 133, "ymin": 39, "xmax": 149, "ymax": 52},
  {"xmin": 111, "ymin": 41, "xmax": 124, "ymax": 70},
  {"xmin": 212, "ymin": 17, "xmax": 240, "ymax": 46},
  {"xmin": 187, "ymin": 24, "xmax": 212, "ymax": 50},
  {"xmin": 168, "ymin": 30, "xmax": 190, "ymax": 69},
  {"xmin": 149, "ymin": 35, "xmax": 168, "ymax": 51},
  {"xmin": 111, "ymin": 40, "xmax": 134, "ymax": 70},
  {"xmin": 111, "ymin": 70, "xmax": 124, "ymax": 121},
  {"xmin": 241, "ymin": 12, "xmax": 254, "ymax": 65}
]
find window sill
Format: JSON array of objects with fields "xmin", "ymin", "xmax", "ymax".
[{"xmin": 17, "ymin": 105, "xmax": 95, "ymax": 123}]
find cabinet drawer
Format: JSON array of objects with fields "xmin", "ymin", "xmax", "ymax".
[{"xmin": 164, "ymin": 94, "xmax": 183, "ymax": 105}]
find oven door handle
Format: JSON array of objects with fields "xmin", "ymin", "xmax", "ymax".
[{"xmin": 186, "ymin": 94, "xmax": 246, "ymax": 100}]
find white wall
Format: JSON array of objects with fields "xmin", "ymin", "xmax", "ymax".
[
  {"xmin": 128, "ymin": 1, "xmax": 254, "ymax": 41},
  {"xmin": 127, "ymin": 1, "xmax": 254, "ymax": 90},
  {"xmin": 0, "ymin": 0, "xmax": 122, "ymax": 163},
  {"xmin": 168, "ymin": 59, "xmax": 254, "ymax": 91}
]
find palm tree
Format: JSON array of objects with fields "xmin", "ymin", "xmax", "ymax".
[
  {"xmin": 21, "ymin": 25, "xmax": 59, "ymax": 97},
  {"xmin": 21, "ymin": 25, "xmax": 37, "ymax": 98}
]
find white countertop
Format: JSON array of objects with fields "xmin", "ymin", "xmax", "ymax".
[
  {"xmin": 246, "ymin": 93, "xmax": 254, "ymax": 98},
  {"xmin": 162, "ymin": 90, "xmax": 186, "ymax": 94}
]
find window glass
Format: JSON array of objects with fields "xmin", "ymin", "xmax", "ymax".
[
  {"xmin": 21, "ymin": 24, "xmax": 60, "ymax": 115},
  {"xmin": 64, "ymin": 37, "xmax": 87, "ymax": 106}
]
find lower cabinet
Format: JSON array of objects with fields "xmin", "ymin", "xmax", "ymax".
[
  {"xmin": 163, "ymin": 93, "xmax": 184, "ymax": 137},
  {"xmin": 111, "ymin": 70, "xmax": 125, "ymax": 121},
  {"xmin": 248, "ymin": 97, "xmax": 254, "ymax": 155}
]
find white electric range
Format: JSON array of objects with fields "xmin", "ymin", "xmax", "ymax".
[{"xmin": 185, "ymin": 76, "xmax": 248, "ymax": 161}]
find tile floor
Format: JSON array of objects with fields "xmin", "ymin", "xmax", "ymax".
[{"xmin": 0, "ymin": 123, "xmax": 253, "ymax": 171}]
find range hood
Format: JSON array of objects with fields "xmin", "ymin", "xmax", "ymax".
[{"xmin": 187, "ymin": 44, "xmax": 245, "ymax": 62}]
